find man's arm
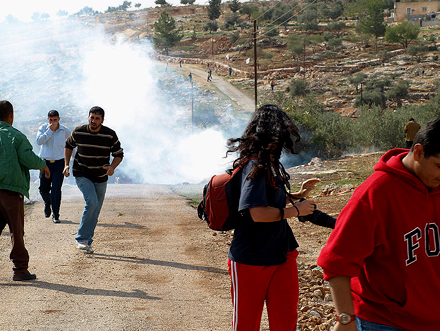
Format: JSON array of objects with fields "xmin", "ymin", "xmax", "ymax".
[
  {"xmin": 103, "ymin": 156, "xmax": 122, "ymax": 176},
  {"xmin": 289, "ymin": 178, "xmax": 321, "ymax": 200},
  {"xmin": 328, "ymin": 276, "xmax": 357, "ymax": 331},
  {"xmin": 36, "ymin": 124, "xmax": 53, "ymax": 145},
  {"xmin": 16, "ymin": 133, "xmax": 46, "ymax": 169},
  {"xmin": 63, "ymin": 148, "xmax": 73, "ymax": 177}
]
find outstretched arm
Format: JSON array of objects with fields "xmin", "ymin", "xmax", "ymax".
[
  {"xmin": 289, "ymin": 178, "xmax": 321, "ymax": 200},
  {"xmin": 250, "ymin": 199, "xmax": 316, "ymax": 223}
]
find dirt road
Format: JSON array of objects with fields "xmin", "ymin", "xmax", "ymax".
[
  {"xmin": 0, "ymin": 184, "xmax": 233, "ymax": 331},
  {"xmin": 174, "ymin": 64, "xmax": 256, "ymax": 113}
]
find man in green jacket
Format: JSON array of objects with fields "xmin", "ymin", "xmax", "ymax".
[{"xmin": 0, "ymin": 100, "xmax": 50, "ymax": 281}]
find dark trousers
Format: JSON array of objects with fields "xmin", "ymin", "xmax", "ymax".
[
  {"xmin": 39, "ymin": 159, "xmax": 64, "ymax": 218},
  {"xmin": 0, "ymin": 189, "xmax": 29, "ymax": 276}
]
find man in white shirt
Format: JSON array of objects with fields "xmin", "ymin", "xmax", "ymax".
[{"xmin": 36, "ymin": 110, "xmax": 71, "ymax": 223}]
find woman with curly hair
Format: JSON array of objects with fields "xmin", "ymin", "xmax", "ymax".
[{"xmin": 226, "ymin": 104, "xmax": 318, "ymax": 331}]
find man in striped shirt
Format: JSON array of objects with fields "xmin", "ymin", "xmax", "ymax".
[{"xmin": 63, "ymin": 106, "xmax": 123, "ymax": 253}]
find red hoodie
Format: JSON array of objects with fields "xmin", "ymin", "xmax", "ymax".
[{"xmin": 318, "ymin": 149, "xmax": 440, "ymax": 331}]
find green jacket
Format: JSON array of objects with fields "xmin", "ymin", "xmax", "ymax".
[{"xmin": 0, "ymin": 121, "xmax": 46, "ymax": 198}]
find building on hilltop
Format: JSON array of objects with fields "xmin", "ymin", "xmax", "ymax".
[{"xmin": 394, "ymin": 0, "xmax": 440, "ymax": 25}]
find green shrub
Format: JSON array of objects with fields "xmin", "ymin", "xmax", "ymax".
[
  {"xmin": 229, "ymin": 31, "xmax": 240, "ymax": 44},
  {"xmin": 289, "ymin": 78, "xmax": 310, "ymax": 99},
  {"xmin": 354, "ymin": 89, "xmax": 386, "ymax": 108},
  {"xmin": 288, "ymin": 93, "xmax": 440, "ymax": 159},
  {"xmin": 286, "ymin": 97, "xmax": 353, "ymax": 158},
  {"xmin": 265, "ymin": 26, "xmax": 279, "ymax": 37},
  {"xmin": 265, "ymin": 52, "xmax": 274, "ymax": 59},
  {"xmin": 203, "ymin": 21, "xmax": 218, "ymax": 32},
  {"xmin": 327, "ymin": 38, "xmax": 343, "ymax": 50},
  {"xmin": 322, "ymin": 31, "xmax": 334, "ymax": 41},
  {"xmin": 270, "ymin": 90, "xmax": 440, "ymax": 161}
]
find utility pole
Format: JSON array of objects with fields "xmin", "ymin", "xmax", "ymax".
[
  {"xmin": 360, "ymin": 82, "xmax": 363, "ymax": 106},
  {"xmin": 253, "ymin": 20, "xmax": 258, "ymax": 110},
  {"xmin": 189, "ymin": 72, "xmax": 194, "ymax": 130},
  {"xmin": 191, "ymin": 80, "xmax": 194, "ymax": 130},
  {"xmin": 303, "ymin": 36, "xmax": 306, "ymax": 78}
]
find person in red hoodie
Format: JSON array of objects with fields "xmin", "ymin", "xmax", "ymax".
[{"xmin": 318, "ymin": 118, "xmax": 440, "ymax": 331}]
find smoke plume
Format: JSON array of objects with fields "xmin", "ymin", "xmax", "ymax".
[{"xmin": 1, "ymin": 19, "xmax": 246, "ymax": 185}]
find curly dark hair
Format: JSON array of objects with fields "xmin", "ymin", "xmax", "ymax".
[{"xmin": 226, "ymin": 104, "xmax": 300, "ymax": 179}]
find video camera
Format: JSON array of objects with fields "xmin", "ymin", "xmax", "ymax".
[{"xmin": 297, "ymin": 199, "xmax": 336, "ymax": 229}]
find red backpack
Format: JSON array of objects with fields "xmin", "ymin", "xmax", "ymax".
[{"xmin": 197, "ymin": 163, "xmax": 247, "ymax": 231}]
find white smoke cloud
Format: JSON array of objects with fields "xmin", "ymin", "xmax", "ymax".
[
  {"xmin": 80, "ymin": 38, "xmax": 239, "ymax": 184},
  {"xmin": 1, "ymin": 19, "xmax": 243, "ymax": 185}
]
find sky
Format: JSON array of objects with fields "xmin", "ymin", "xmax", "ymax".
[{"xmin": 0, "ymin": 0, "xmax": 185, "ymax": 22}]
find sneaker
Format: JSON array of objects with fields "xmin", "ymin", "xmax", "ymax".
[
  {"xmin": 44, "ymin": 205, "xmax": 51, "ymax": 218},
  {"xmin": 52, "ymin": 216, "xmax": 60, "ymax": 223},
  {"xmin": 77, "ymin": 241, "xmax": 94, "ymax": 254},
  {"xmin": 83, "ymin": 246, "xmax": 94, "ymax": 254},
  {"xmin": 13, "ymin": 271, "xmax": 37, "ymax": 281},
  {"xmin": 76, "ymin": 240, "xmax": 88, "ymax": 249}
]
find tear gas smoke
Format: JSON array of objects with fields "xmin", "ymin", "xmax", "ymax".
[{"xmin": 1, "ymin": 19, "xmax": 247, "ymax": 184}]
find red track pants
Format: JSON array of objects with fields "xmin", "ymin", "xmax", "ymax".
[{"xmin": 228, "ymin": 250, "xmax": 299, "ymax": 331}]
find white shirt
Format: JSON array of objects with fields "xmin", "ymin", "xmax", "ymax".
[{"xmin": 36, "ymin": 123, "xmax": 71, "ymax": 160}]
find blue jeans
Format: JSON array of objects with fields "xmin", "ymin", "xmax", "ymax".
[
  {"xmin": 356, "ymin": 317, "xmax": 403, "ymax": 331},
  {"xmin": 39, "ymin": 159, "xmax": 65, "ymax": 218},
  {"xmin": 75, "ymin": 176, "xmax": 107, "ymax": 245}
]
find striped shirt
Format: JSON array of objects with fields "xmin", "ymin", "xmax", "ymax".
[{"xmin": 65, "ymin": 124, "xmax": 124, "ymax": 183}]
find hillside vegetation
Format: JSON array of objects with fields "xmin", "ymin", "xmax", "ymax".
[{"xmin": 77, "ymin": 1, "xmax": 440, "ymax": 161}]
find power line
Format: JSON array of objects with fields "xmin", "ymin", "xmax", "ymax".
[
  {"xmin": 227, "ymin": 0, "xmax": 320, "ymax": 49},
  {"xmin": 253, "ymin": 0, "xmax": 301, "ymax": 26},
  {"xmin": 255, "ymin": 0, "xmax": 320, "ymax": 43},
  {"xmin": 216, "ymin": 0, "xmax": 321, "ymax": 68}
]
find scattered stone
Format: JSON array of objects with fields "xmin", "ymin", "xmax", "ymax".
[
  {"xmin": 321, "ymin": 183, "xmax": 340, "ymax": 195},
  {"xmin": 309, "ymin": 309, "xmax": 322, "ymax": 319},
  {"xmin": 313, "ymin": 289, "xmax": 324, "ymax": 299}
]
